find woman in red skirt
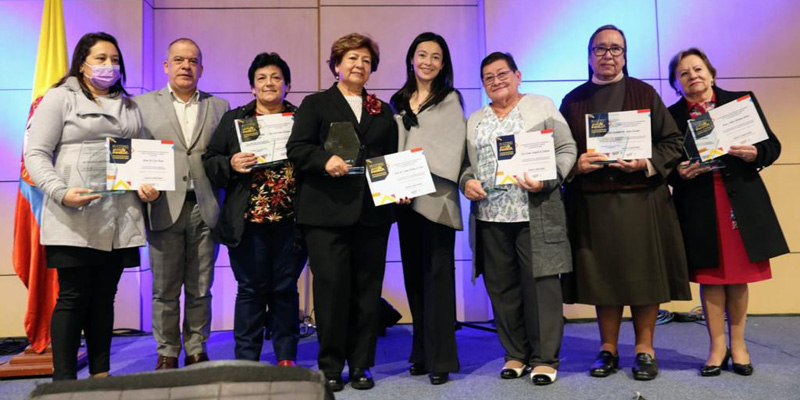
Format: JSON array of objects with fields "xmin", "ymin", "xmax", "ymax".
[{"xmin": 667, "ymin": 48, "xmax": 789, "ymax": 377}]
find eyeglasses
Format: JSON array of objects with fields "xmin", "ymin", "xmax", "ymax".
[
  {"xmin": 482, "ymin": 70, "xmax": 514, "ymax": 85},
  {"xmin": 592, "ymin": 46, "xmax": 625, "ymax": 57}
]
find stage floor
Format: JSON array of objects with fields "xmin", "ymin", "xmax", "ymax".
[{"xmin": 2, "ymin": 316, "xmax": 799, "ymax": 399}]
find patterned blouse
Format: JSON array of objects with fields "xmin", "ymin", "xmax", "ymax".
[
  {"xmin": 245, "ymin": 109, "xmax": 297, "ymax": 223},
  {"xmin": 474, "ymin": 105, "xmax": 529, "ymax": 223}
]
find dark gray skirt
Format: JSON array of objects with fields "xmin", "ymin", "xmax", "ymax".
[{"xmin": 564, "ymin": 185, "xmax": 691, "ymax": 305}]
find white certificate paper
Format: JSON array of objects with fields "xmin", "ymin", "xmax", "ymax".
[
  {"xmin": 365, "ymin": 148, "xmax": 436, "ymax": 206},
  {"xmin": 586, "ymin": 109, "xmax": 652, "ymax": 161},
  {"xmin": 494, "ymin": 129, "xmax": 557, "ymax": 185},
  {"xmin": 235, "ymin": 112, "xmax": 294, "ymax": 166},
  {"xmin": 107, "ymin": 138, "xmax": 175, "ymax": 191},
  {"xmin": 689, "ymin": 95, "xmax": 768, "ymax": 162}
]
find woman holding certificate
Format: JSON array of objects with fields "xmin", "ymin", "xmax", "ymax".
[
  {"xmin": 667, "ymin": 48, "xmax": 788, "ymax": 377},
  {"xmin": 390, "ymin": 32, "xmax": 466, "ymax": 385},
  {"xmin": 286, "ymin": 33, "xmax": 397, "ymax": 392},
  {"xmin": 460, "ymin": 52, "xmax": 576, "ymax": 385},
  {"xmin": 203, "ymin": 52, "xmax": 307, "ymax": 365},
  {"xmin": 24, "ymin": 32, "xmax": 159, "ymax": 380},
  {"xmin": 559, "ymin": 25, "xmax": 690, "ymax": 381}
]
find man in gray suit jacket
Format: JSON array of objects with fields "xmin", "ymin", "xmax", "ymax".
[{"xmin": 135, "ymin": 38, "xmax": 229, "ymax": 370}]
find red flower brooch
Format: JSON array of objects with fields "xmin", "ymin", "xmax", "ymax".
[{"xmin": 364, "ymin": 94, "xmax": 382, "ymax": 115}]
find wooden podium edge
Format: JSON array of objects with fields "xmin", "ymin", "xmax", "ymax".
[{"xmin": 0, "ymin": 345, "xmax": 87, "ymax": 379}]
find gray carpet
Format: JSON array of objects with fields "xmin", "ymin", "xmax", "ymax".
[{"xmin": 1, "ymin": 316, "xmax": 799, "ymax": 399}]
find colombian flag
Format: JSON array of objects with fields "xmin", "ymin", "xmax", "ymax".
[{"xmin": 12, "ymin": 0, "xmax": 68, "ymax": 354}]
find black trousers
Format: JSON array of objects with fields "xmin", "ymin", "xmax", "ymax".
[
  {"xmin": 396, "ymin": 207, "xmax": 459, "ymax": 373},
  {"xmin": 477, "ymin": 220, "xmax": 563, "ymax": 369},
  {"xmin": 301, "ymin": 223, "xmax": 391, "ymax": 375},
  {"xmin": 228, "ymin": 220, "xmax": 307, "ymax": 362},
  {"xmin": 51, "ymin": 264, "xmax": 124, "ymax": 380}
]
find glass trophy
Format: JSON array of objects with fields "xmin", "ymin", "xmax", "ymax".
[
  {"xmin": 477, "ymin": 139, "xmax": 507, "ymax": 193},
  {"xmin": 682, "ymin": 129, "xmax": 725, "ymax": 171},
  {"xmin": 77, "ymin": 139, "xmax": 126, "ymax": 196},
  {"xmin": 324, "ymin": 122, "xmax": 365, "ymax": 175}
]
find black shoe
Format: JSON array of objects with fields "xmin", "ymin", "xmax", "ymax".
[
  {"xmin": 325, "ymin": 374, "xmax": 344, "ymax": 392},
  {"xmin": 429, "ymin": 372, "xmax": 448, "ymax": 385},
  {"xmin": 530, "ymin": 370, "xmax": 557, "ymax": 386},
  {"xmin": 409, "ymin": 363, "xmax": 428, "ymax": 376},
  {"xmin": 500, "ymin": 364, "xmax": 531, "ymax": 379},
  {"xmin": 349, "ymin": 368, "xmax": 375, "ymax": 390},
  {"xmin": 732, "ymin": 361, "xmax": 754, "ymax": 376},
  {"xmin": 632, "ymin": 353, "xmax": 659, "ymax": 381},
  {"xmin": 589, "ymin": 350, "xmax": 619, "ymax": 377},
  {"xmin": 700, "ymin": 349, "xmax": 730, "ymax": 377}
]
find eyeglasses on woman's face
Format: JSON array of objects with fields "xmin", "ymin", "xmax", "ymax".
[
  {"xmin": 591, "ymin": 45, "xmax": 625, "ymax": 57},
  {"xmin": 482, "ymin": 69, "xmax": 513, "ymax": 86}
]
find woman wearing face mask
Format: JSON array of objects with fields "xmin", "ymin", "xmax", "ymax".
[
  {"xmin": 24, "ymin": 32, "xmax": 159, "ymax": 380},
  {"xmin": 203, "ymin": 52, "xmax": 308, "ymax": 366},
  {"xmin": 667, "ymin": 48, "xmax": 788, "ymax": 377},
  {"xmin": 389, "ymin": 32, "xmax": 466, "ymax": 386},
  {"xmin": 287, "ymin": 33, "xmax": 397, "ymax": 392}
]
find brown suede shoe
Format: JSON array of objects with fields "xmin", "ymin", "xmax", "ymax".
[
  {"xmin": 155, "ymin": 355, "xmax": 178, "ymax": 370},
  {"xmin": 184, "ymin": 352, "xmax": 210, "ymax": 367}
]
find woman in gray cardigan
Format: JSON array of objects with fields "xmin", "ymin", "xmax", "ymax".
[
  {"xmin": 24, "ymin": 32, "xmax": 158, "ymax": 380},
  {"xmin": 390, "ymin": 32, "xmax": 466, "ymax": 385},
  {"xmin": 460, "ymin": 52, "xmax": 576, "ymax": 385}
]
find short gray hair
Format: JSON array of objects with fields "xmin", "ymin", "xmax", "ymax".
[{"xmin": 166, "ymin": 38, "xmax": 203, "ymax": 64}]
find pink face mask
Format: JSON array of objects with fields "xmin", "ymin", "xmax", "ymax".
[{"xmin": 85, "ymin": 63, "xmax": 121, "ymax": 89}]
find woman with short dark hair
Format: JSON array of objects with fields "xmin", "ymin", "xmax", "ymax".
[
  {"xmin": 667, "ymin": 47, "xmax": 788, "ymax": 377},
  {"xmin": 24, "ymin": 32, "xmax": 159, "ymax": 380},
  {"xmin": 287, "ymin": 33, "xmax": 398, "ymax": 392},
  {"xmin": 461, "ymin": 51, "xmax": 576, "ymax": 386},
  {"xmin": 203, "ymin": 52, "xmax": 307, "ymax": 366}
]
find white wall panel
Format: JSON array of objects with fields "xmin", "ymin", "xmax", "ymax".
[
  {"xmin": 63, "ymin": 0, "xmax": 146, "ymax": 90},
  {"xmin": 657, "ymin": 0, "xmax": 800, "ymax": 79},
  {"xmin": 322, "ymin": 0, "xmax": 477, "ymax": 4},
  {"xmin": 0, "ymin": 90, "xmax": 32, "ymax": 181},
  {"xmin": 0, "ymin": 276, "xmax": 28, "ymax": 337},
  {"xmin": 0, "ymin": 1, "xmax": 43, "ymax": 89},
  {"xmin": 485, "ymin": 0, "xmax": 660, "ymax": 81},
  {"xmin": 761, "ymin": 165, "xmax": 800, "ymax": 253},
  {"xmin": 210, "ymin": 266, "xmax": 236, "ymax": 331},
  {"xmin": 155, "ymin": 0, "xmax": 317, "ymax": 8},
  {"xmin": 319, "ymin": 5, "xmax": 482, "ymax": 90},
  {"xmin": 0, "ymin": 182, "xmax": 20, "ymax": 275},
  {"xmin": 115, "ymin": 270, "xmax": 144, "ymax": 329},
  {"xmin": 153, "ymin": 8, "xmax": 318, "ymax": 93}
]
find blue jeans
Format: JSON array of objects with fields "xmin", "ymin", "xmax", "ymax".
[{"xmin": 228, "ymin": 220, "xmax": 307, "ymax": 361}]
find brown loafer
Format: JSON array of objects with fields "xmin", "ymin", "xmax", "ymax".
[
  {"xmin": 155, "ymin": 355, "xmax": 178, "ymax": 370},
  {"xmin": 184, "ymin": 352, "xmax": 210, "ymax": 367}
]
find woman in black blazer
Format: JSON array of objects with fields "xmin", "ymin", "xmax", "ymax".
[
  {"xmin": 286, "ymin": 33, "xmax": 397, "ymax": 392},
  {"xmin": 667, "ymin": 48, "xmax": 788, "ymax": 377}
]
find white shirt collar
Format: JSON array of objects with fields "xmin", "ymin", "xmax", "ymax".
[
  {"xmin": 591, "ymin": 71, "xmax": 625, "ymax": 85},
  {"xmin": 167, "ymin": 83, "xmax": 200, "ymax": 104}
]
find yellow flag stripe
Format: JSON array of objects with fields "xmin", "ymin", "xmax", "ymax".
[{"xmin": 32, "ymin": 0, "xmax": 68, "ymax": 102}]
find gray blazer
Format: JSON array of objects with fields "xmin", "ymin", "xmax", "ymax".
[
  {"xmin": 134, "ymin": 87, "xmax": 229, "ymax": 231},
  {"xmin": 396, "ymin": 92, "xmax": 466, "ymax": 230},
  {"xmin": 24, "ymin": 77, "xmax": 147, "ymax": 250},
  {"xmin": 460, "ymin": 94, "xmax": 577, "ymax": 279}
]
